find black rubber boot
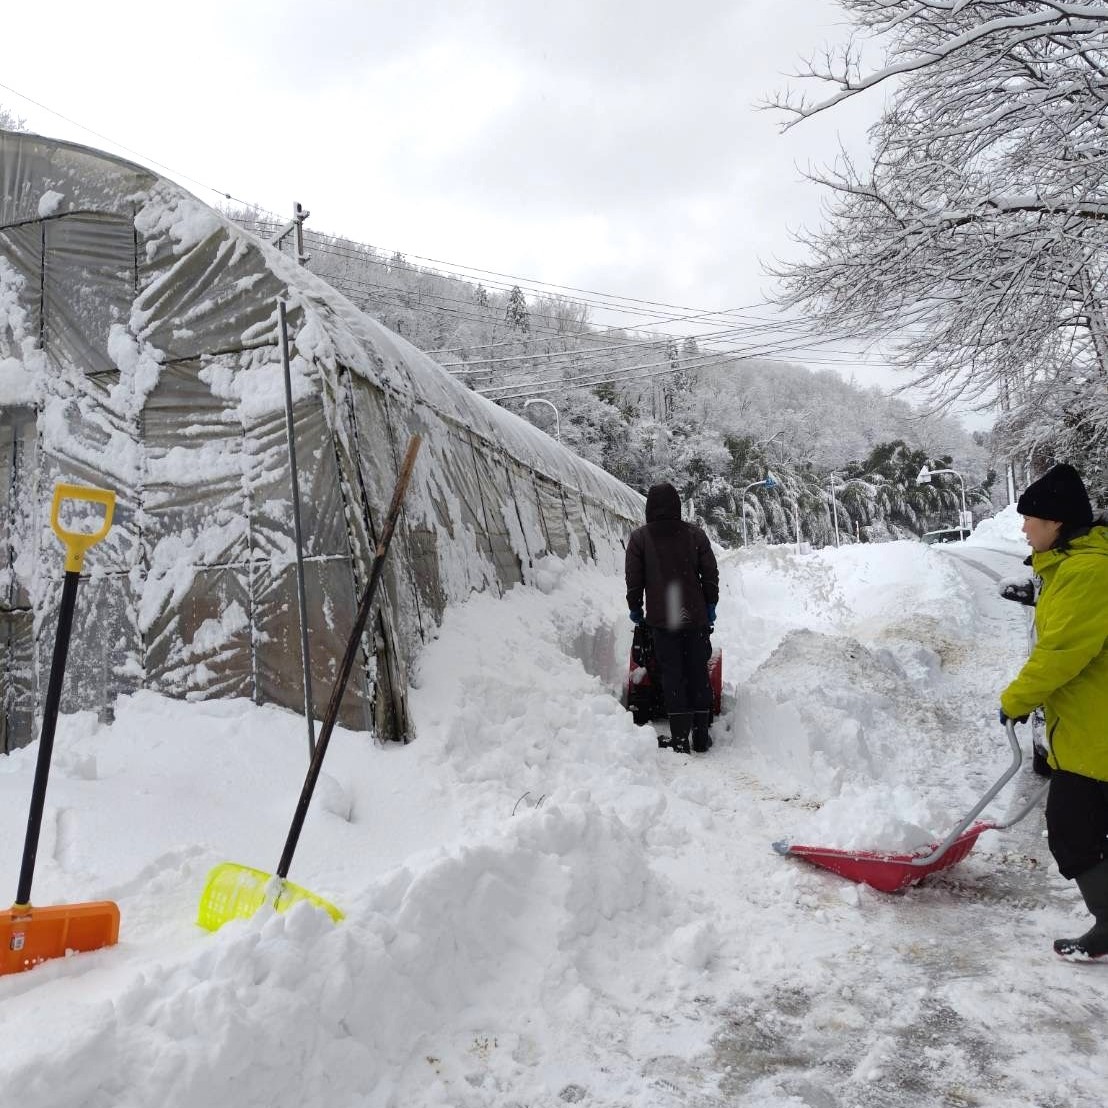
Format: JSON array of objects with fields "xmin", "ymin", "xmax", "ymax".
[
  {"xmin": 668, "ymin": 713, "xmax": 693, "ymax": 755},
  {"xmin": 1054, "ymin": 859, "xmax": 1108, "ymax": 960},
  {"xmin": 692, "ymin": 711, "xmax": 712, "ymax": 753}
]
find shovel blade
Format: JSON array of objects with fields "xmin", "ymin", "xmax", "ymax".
[
  {"xmin": 772, "ymin": 824, "xmax": 989, "ymax": 893},
  {"xmin": 1, "ymin": 901, "xmax": 120, "ymax": 976},
  {"xmin": 197, "ymin": 862, "xmax": 344, "ymax": 932}
]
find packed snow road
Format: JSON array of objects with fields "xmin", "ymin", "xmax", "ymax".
[{"xmin": 0, "ymin": 507, "xmax": 1104, "ymax": 1107}]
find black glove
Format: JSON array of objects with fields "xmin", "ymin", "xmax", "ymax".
[
  {"xmin": 629, "ymin": 608, "xmax": 644, "ymax": 625},
  {"xmin": 999, "ymin": 707, "xmax": 1029, "ymax": 726},
  {"xmin": 998, "ymin": 579, "xmax": 1036, "ymax": 607}
]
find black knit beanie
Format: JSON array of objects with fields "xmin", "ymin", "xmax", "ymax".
[{"xmin": 1015, "ymin": 463, "xmax": 1093, "ymax": 527}]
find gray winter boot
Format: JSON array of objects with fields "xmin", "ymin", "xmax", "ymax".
[
  {"xmin": 668, "ymin": 713, "xmax": 693, "ymax": 755},
  {"xmin": 692, "ymin": 711, "xmax": 712, "ymax": 753},
  {"xmin": 1054, "ymin": 858, "xmax": 1108, "ymax": 960}
]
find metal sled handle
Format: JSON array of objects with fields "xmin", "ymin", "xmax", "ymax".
[
  {"xmin": 909, "ymin": 720, "xmax": 1046, "ymax": 867},
  {"xmin": 51, "ymin": 484, "xmax": 115, "ymax": 573}
]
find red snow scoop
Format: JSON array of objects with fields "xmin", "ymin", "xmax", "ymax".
[
  {"xmin": 1, "ymin": 485, "xmax": 119, "ymax": 975},
  {"xmin": 773, "ymin": 721, "xmax": 1048, "ymax": 893}
]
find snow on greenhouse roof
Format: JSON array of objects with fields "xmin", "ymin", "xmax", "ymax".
[{"xmin": 0, "ymin": 127, "xmax": 642, "ymax": 518}]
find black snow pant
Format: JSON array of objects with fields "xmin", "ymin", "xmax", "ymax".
[
  {"xmin": 651, "ymin": 626, "xmax": 712, "ymax": 717},
  {"xmin": 1046, "ymin": 769, "xmax": 1108, "ymax": 879}
]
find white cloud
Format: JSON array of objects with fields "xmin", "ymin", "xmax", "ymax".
[{"xmin": 2, "ymin": 0, "xmax": 986, "ymax": 422}]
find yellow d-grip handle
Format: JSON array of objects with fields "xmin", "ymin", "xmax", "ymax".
[{"xmin": 51, "ymin": 484, "xmax": 115, "ymax": 573}]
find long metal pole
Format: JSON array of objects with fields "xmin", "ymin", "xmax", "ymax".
[
  {"xmin": 740, "ymin": 479, "xmax": 764, "ymax": 546},
  {"xmin": 279, "ymin": 300, "xmax": 316, "ymax": 758},
  {"xmin": 277, "ymin": 436, "xmax": 422, "ymax": 880},
  {"xmin": 829, "ymin": 473, "xmax": 840, "ymax": 547}
]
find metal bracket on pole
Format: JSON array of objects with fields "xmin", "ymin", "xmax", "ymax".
[
  {"xmin": 293, "ymin": 202, "xmax": 310, "ymax": 266},
  {"xmin": 270, "ymin": 202, "xmax": 311, "ymax": 266},
  {"xmin": 279, "ymin": 299, "xmax": 317, "ymax": 757}
]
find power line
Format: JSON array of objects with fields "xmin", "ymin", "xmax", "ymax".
[
  {"xmin": 232, "ymin": 214, "xmax": 896, "ymax": 382},
  {"xmin": 263, "ymin": 219, "xmax": 783, "ymax": 324},
  {"xmin": 239, "ymin": 214, "xmax": 790, "ymax": 335},
  {"xmin": 0, "ymin": 93, "xmax": 906, "ymax": 408},
  {"xmin": 323, "ymin": 269, "xmax": 899, "ymax": 395},
  {"xmin": 273, "ymin": 223, "xmax": 893, "ymax": 367},
  {"xmin": 0, "ymin": 79, "xmax": 258, "ymax": 208},
  {"xmin": 482, "ymin": 326, "xmax": 890, "ymax": 402},
  {"xmin": 304, "ymin": 236, "xmax": 775, "ymax": 334},
  {"xmin": 309, "ymin": 257, "xmax": 850, "ymax": 354}
]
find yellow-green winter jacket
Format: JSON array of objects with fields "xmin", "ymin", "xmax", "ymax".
[{"xmin": 1001, "ymin": 524, "xmax": 1108, "ymax": 780}]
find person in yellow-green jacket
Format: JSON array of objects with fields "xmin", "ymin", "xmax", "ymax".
[{"xmin": 1000, "ymin": 463, "xmax": 1108, "ymax": 960}]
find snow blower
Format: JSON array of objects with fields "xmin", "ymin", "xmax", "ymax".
[
  {"xmin": 772, "ymin": 720, "xmax": 1048, "ymax": 893},
  {"xmin": 624, "ymin": 623, "xmax": 722, "ymax": 740},
  {"xmin": 2, "ymin": 484, "xmax": 119, "ymax": 975},
  {"xmin": 197, "ymin": 434, "xmax": 422, "ymax": 931}
]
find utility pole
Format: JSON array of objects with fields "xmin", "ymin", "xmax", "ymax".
[
  {"xmin": 740, "ymin": 475, "xmax": 777, "ymax": 546},
  {"xmin": 828, "ymin": 472, "xmax": 841, "ymax": 547},
  {"xmin": 270, "ymin": 202, "xmax": 311, "ymax": 266}
]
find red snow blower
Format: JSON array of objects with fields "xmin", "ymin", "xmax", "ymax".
[
  {"xmin": 773, "ymin": 720, "xmax": 1048, "ymax": 893},
  {"xmin": 624, "ymin": 623, "xmax": 722, "ymax": 735}
]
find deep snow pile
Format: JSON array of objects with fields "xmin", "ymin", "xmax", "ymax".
[
  {"xmin": 729, "ymin": 539, "xmax": 977, "ymax": 846},
  {"xmin": 1, "ymin": 511, "xmax": 1104, "ymax": 1108},
  {"xmin": 964, "ymin": 502, "xmax": 1032, "ymax": 557}
]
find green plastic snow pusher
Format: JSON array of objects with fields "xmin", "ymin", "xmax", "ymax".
[{"xmin": 197, "ymin": 434, "xmax": 422, "ymax": 931}]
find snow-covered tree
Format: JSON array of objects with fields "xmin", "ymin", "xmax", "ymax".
[
  {"xmin": 0, "ymin": 105, "xmax": 27, "ymax": 131},
  {"xmin": 768, "ymin": 2, "xmax": 1108, "ymax": 488},
  {"xmin": 505, "ymin": 286, "xmax": 530, "ymax": 333}
]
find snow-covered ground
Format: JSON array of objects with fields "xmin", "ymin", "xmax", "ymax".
[{"xmin": 1, "ymin": 505, "xmax": 1104, "ymax": 1107}]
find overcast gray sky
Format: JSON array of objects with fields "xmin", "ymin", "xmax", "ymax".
[{"xmin": 3, "ymin": 1, "xmax": 965, "ymax": 417}]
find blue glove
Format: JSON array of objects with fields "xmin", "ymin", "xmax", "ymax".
[
  {"xmin": 629, "ymin": 608, "xmax": 644, "ymax": 625},
  {"xmin": 706, "ymin": 604, "xmax": 717, "ymax": 626},
  {"xmin": 999, "ymin": 708, "xmax": 1029, "ymax": 726}
]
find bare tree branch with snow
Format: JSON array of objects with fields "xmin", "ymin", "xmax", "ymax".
[{"xmin": 767, "ymin": 1, "xmax": 1108, "ymax": 485}]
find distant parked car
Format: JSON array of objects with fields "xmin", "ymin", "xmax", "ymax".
[{"xmin": 921, "ymin": 527, "xmax": 970, "ymax": 544}]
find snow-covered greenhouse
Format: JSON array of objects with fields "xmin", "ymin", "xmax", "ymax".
[{"xmin": 0, "ymin": 128, "xmax": 643, "ymax": 752}]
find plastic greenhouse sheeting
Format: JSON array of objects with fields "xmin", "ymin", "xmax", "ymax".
[{"xmin": 0, "ymin": 128, "xmax": 644, "ymax": 751}]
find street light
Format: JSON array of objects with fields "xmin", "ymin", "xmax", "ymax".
[
  {"xmin": 740, "ymin": 473, "xmax": 777, "ymax": 546},
  {"xmin": 828, "ymin": 472, "xmax": 841, "ymax": 548},
  {"xmin": 523, "ymin": 398, "xmax": 561, "ymax": 442},
  {"xmin": 916, "ymin": 464, "xmax": 971, "ymax": 538}
]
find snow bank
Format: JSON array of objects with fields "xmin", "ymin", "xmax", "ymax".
[
  {"xmin": 718, "ymin": 540, "xmax": 981, "ymax": 849},
  {"xmin": 0, "ymin": 518, "xmax": 1082, "ymax": 1106},
  {"xmin": 965, "ymin": 502, "xmax": 1028, "ymax": 555}
]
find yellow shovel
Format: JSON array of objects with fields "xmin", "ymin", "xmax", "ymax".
[
  {"xmin": 1, "ymin": 484, "xmax": 119, "ymax": 975},
  {"xmin": 197, "ymin": 434, "xmax": 422, "ymax": 931}
]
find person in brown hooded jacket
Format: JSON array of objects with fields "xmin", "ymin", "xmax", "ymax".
[{"xmin": 625, "ymin": 482, "xmax": 719, "ymax": 753}]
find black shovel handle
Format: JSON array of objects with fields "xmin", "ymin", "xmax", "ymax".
[
  {"xmin": 276, "ymin": 434, "xmax": 422, "ymax": 879},
  {"xmin": 16, "ymin": 484, "xmax": 115, "ymax": 907}
]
